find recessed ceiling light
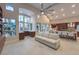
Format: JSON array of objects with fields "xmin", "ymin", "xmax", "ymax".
[
  {"xmin": 37, "ymin": 15, "xmax": 40, "ymax": 18},
  {"xmin": 52, "ymin": 11, "xmax": 56, "ymax": 14},
  {"xmin": 72, "ymin": 4, "xmax": 76, "ymax": 8},
  {"xmin": 61, "ymin": 8, "xmax": 64, "ymax": 11},
  {"xmin": 56, "ymin": 15, "xmax": 58, "ymax": 18},
  {"xmin": 47, "ymin": 14, "xmax": 50, "ymax": 16},
  {"xmin": 72, "ymin": 11, "xmax": 76, "ymax": 14},
  {"xmin": 62, "ymin": 14, "xmax": 65, "ymax": 16},
  {"xmin": 41, "ymin": 12, "xmax": 44, "ymax": 14}
]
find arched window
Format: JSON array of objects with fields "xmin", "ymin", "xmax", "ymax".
[
  {"xmin": 19, "ymin": 8, "xmax": 35, "ymax": 32},
  {"xmin": 6, "ymin": 3, "xmax": 14, "ymax": 12}
]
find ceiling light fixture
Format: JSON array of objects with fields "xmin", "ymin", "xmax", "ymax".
[
  {"xmin": 72, "ymin": 4, "xmax": 76, "ymax": 8},
  {"xmin": 52, "ymin": 11, "xmax": 56, "ymax": 14},
  {"xmin": 61, "ymin": 8, "xmax": 64, "ymax": 11},
  {"xmin": 63, "ymin": 14, "xmax": 65, "ymax": 16},
  {"xmin": 37, "ymin": 15, "xmax": 40, "ymax": 18},
  {"xmin": 41, "ymin": 11, "xmax": 44, "ymax": 14},
  {"xmin": 72, "ymin": 11, "xmax": 75, "ymax": 14},
  {"xmin": 56, "ymin": 15, "xmax": 58, "ymax": 18},
  {"xmin": 47, "ymin": 14, "xmax": 50, "ymax": 15}
]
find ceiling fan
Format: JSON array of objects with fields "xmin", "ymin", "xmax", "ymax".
[
  {"xmin": 37, "ymin": 3, "xmax": 50, "ymax": 24},
  {"xmin": 40, "ymin": 3, "xmax": 55, "ymax": 19}
]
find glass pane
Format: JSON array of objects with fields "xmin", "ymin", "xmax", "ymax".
[
  {"xmin": 6, "ymin": 3, "xmax": 14, "ymax": 11},
  {"xmin": 24, "ymin": 23, "xmax": 28, "ymax": 31},
  {"xmin": 19, "ymin": 23, "xmax": 24, "ymax": 32},
  {"xmin": 10, "ymin": 19, "xmax": 16, "ymax": 31},
  {"xmin": 2, "ymin": 18, "xmax": 5, "ymax": 22},
  {"xmin": 36, "ymin": 23, "xmax": 49, "ymax": 32},
  {"xmin": 27, "ymin": 17, "xmax": 31, "ymax": 23},
  {"xmin": 29, "ymin": 23, "xmax": 32, "ymax": 31},
  {"xmin": 24, "ymin": 16, "xmax": 28, "ymax": 22},
  {"xmin": 6, "ymin": 19, "xmax": 9, "ymax": 23},
  {"xmin": 11, "ymin": 19, "xmax": 15, "ymax": 23},
  {"xmin": 19, "ymin": 15, "xmax": 24, "ymax": 22}
]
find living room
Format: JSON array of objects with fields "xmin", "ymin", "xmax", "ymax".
[{"xmin": 0, "ymin": 3, "xmax": 79, "ymax": 55}]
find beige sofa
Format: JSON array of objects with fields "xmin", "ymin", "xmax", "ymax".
[{"xmin": 35, "ymin": 32, "xmax": 60, "ymax": 50}]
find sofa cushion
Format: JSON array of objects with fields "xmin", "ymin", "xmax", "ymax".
[
  {"xmin": 36, "ymin": 35, "xmax": 60, "ymax": 44},
  {"xmin": 48, "ymin": 33, "xmax": 59, "ymax": 40},
  {"xmin": 37, "ymin": 32, "xmax": 49, "ymax": 38},
  {"xmin": 35, "ymin": 35, "xmax": 60, "ymax": 50}
]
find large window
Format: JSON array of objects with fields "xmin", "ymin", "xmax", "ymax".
[
  {"xmin": 3, "ymin": 18, "xmax": 16, "ymax": 37},
  {"xmin": 19, "ymin": 8, "xmax": 36, "ymax": 32},
  {"xmin": 19, "ymin": 15, "xmax": 32, "ymax": 32},
  {"xmin": 36, "ymin": 23, "xmax": 49, "ymax": 32},
  {"xmin": 24, "ymin": 16, "xmax": 32, "ymax": 31}
]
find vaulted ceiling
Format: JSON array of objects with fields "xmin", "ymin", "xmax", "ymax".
[
  {"xmin": 30, "ymin": 3, "xmax": 53, "ymax": 10},
  {"xmin": 29, "ymin": 3, "xmax": 79, "ymax": 21}
]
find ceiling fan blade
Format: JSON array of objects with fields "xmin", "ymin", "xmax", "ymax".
[
  {"xmin": 48, "ymin": 9, "xmax": 54, "ymax": 11},
  {"xmin": 40, "ymin": 3, "xmax": 44, "ymax": 12}
]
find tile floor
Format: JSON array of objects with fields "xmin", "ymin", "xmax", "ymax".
[{"xmin": 1, "ymin": 37, "xmax": 79, "ymax": 55}]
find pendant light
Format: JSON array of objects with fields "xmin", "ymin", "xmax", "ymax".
[{"xmin": 37, "ymin": 3, "xmax": 50, "ymax": 24}]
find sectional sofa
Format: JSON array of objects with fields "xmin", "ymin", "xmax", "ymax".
[{"xmin": 35, "ymin": 32, "xmax": 60, "ymax": 50}]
